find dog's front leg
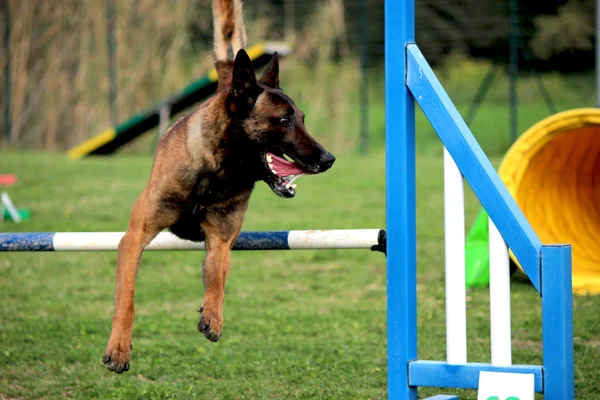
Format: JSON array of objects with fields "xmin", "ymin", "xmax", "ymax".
[
  {"xmin": 103, "ymin": 193, "xmax": 174, "ymax": 373},
  {"xmin": 198, "ymin": 201, "xmax": 248, "ymax": 342},
  {"xmin": 197, "ymin": 235, "xmax": 233, "ymax": 342}
]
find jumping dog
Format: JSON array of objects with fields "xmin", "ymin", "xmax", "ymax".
[{"xmin": 102, "ymin": 0, "xmax": 335, "ymax": 374}]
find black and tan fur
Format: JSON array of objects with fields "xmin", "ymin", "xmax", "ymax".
[{"xmin": 102, "ymin": 0, "xmax": 335, "ymax": 374}]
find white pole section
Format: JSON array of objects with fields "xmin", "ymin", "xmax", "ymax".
[
  {"xmin": 287, "ymin": 229, "xmax": 381, "ymax": 249},
  {"xmin": 489, "ymin": 218, "xmax": 512, "ymax": 366},
  {"xmin": 53, "ymin": 232, "xmax": 204, "ymax": 251},
  {"xmin": 443, "ymin": 147, "xmax": 468, "ymax": 365}
]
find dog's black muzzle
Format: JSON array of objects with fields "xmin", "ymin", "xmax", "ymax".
[{"xmin": 318, "ymin": 152, "xmax": 336, "ymax": 172}]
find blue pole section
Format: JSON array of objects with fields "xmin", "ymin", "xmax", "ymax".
[
  {"xmin": 0, "ymin": 233, "xmax": 55, "ymax": 251},
  {"xmin": 541, "ymin": 245, "xmax": 574, "ymax": 400},
  {"xmin": 385, "ymin": 0, "xmax": 417, "ymax": 398}
]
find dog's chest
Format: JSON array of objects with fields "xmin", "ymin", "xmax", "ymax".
[{"xmin": 184, "ymin": 170, "xmax": 253, "ymax": 212}]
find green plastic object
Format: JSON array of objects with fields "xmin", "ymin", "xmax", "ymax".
[
  {"xmin": 465, "ymin": 207, "xmax": 491, "ymax": 288},
  {"xmin": 2, "ymin": 208, "xmax": 31, "ymax": 222}
]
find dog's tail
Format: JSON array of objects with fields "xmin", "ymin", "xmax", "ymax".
[{"xmin": 212, "ymin": 0, "xmax": 247, "ymax": 63}]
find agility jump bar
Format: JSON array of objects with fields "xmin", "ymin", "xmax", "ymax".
[{"xmin": 0, "ymin": 229, "xmax": 386, "ymax": 253}]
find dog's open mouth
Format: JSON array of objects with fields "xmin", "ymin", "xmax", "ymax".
[{"xmin": 263, "ymin": 151, "xmax": 313, "ymax": 198}]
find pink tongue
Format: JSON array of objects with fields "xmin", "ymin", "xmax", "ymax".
[{"xmin": 268, "ymin": 153, "xmax": 310, "ymax": 176}]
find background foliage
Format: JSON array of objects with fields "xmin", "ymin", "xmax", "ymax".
[{"xmin": 0, "ymin": 0, "xmax": 597, "ymax": 152}]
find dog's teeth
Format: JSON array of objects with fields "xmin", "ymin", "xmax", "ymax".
[
  {"xmin": 266, "ymin": 154, "xmax": 273, "ymax": 162},
  {"xmin": 290, "ymin": 184, "xmax": 297, "ymax": 189}
]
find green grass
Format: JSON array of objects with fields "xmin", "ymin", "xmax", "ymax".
[{"xmin": 1, "ymin": 131, "xmax": 599, "ymax": 399}]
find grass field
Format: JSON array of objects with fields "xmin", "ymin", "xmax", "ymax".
[{"xmin": 1, "ymin": 101, "xmax": 600, "ymax": 399}]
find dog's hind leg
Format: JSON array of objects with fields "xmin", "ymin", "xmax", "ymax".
[
  {"xmin": 197, "ymin": 196, "xmax": 249, "ymax": 342},
  {"xmin": 103, "ymin": 191, "xmax": 179, "ymax": 373}
]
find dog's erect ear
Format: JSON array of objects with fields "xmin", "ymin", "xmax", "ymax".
[
  {"xmin": 259, "ymin": 52, "xmax": 280, "ymax": 89},
  {"xmin": 230, "ymin": 49, "xmax": 259, "ymax": 109}
]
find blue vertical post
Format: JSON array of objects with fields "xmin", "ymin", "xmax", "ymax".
[
  {"xmin": 385, "ymin": 0, "xmax": 417, "ymax": 398},
  {"xmin": 541, "ymin": 245, "xmax": 574, "ymax": 400}
]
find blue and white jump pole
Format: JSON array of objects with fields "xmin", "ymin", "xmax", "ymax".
[
  {"xmin": 0, "ymin": 230, "xmax": 385, "ymax": 252},
  {"xmin": 0, "ymin": 0, "xmax": 575, "ymax": 397},
  {"xmin": 385, "ymin": 0, "xmax": 574, "ymax": 398}
]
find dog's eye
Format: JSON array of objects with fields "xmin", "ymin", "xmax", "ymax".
[{"xmin": 279, "ymin": 116, "xmax": 292, "ymax": 127}]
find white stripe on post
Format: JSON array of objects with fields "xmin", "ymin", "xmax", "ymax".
[
  {"xmin": 489, "ymin": 218, "xmax": 512, "ymax": 366},
  {"xmin": 287, "ymin": 229, "xmax": 380, "ymax": 249},
  {"xmin": 443, "ymin": 148, "xmax": 468, "ymax": 365}
]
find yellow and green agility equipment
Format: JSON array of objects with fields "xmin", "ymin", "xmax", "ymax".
[
  {"xmin": 465, "ymin": 108, "xmax": 600, "ymax": 295},
  {"xmin": 68, "ymin": 42, "xmax": 291, "ymax": 159}
]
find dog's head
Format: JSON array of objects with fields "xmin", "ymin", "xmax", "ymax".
[{"xmin": 226, "ymin": 49, "xmax": 335, "ymax": 198}]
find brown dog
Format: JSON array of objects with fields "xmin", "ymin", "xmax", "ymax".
[{"xmin": 102, "ymin": 0, "xmax": 335, "ymax": 374}]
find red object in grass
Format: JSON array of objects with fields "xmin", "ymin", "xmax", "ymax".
[{"xmin": 0, "ymin": 174, "xmax": 17, "ymax": 185}]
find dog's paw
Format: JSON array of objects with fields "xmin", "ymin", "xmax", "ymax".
[
  {"xmin": 102, "ymin": 343, "xmax": 132, "ymax": 374},
  {"xmin": 197, "ymin": 307, "xmax": 222, "ymax": 342}
]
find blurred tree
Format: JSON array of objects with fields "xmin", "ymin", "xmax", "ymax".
[
  {"xmin": 342, "ymin": 0, "xmax": 512, "ymax": 66},
  {"xmin": 339, "ymin": 0, "xmax": 595, "ymax": 71},
  {"xmin": 184, "ymin": 0, "xmax": 596, "ymax": 71},
  {"xmin": 529, "ymin": 0, "xmax": 595, "ymax": 72}
]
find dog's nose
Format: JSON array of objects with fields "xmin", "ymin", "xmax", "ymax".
[{"xmin": 319, "ymin": 152, "xmax": 336, "ymax": 171}]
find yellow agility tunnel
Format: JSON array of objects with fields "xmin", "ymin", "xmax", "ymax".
[
  {"xmin": 466, "ymin": 108, "xmax": 600, "ymax": 294},
  {"xmin": 499, "ymin": 108, "xmax": 600, "ymax": 295}
]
